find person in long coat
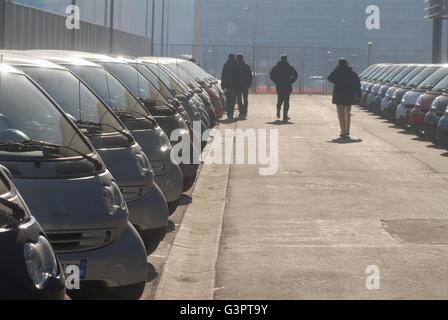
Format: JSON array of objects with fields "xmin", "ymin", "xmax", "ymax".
[
  {"xmin": 235, "ymin": 54, "xmax": 253, "ymax": 119},
  {"xmin": 270, "ymin": 55, "xmax": 298, "ymax": 122},
  {"xmin": 221, "ymin": 54, "xmax": 238, "ymax": 120},
  {"xmin": 328, "ymin": 58, "xmax": 362, "ymax": 138}
]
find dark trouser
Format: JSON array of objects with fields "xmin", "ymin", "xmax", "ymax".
[
  {"xmin": 225, "ymin": 89, "xmax": 237, "ymax": 118},
  {"xmin": 277, "ymin": 90, "xmax": 291, "ymax": 120},
  {"xmin": 236, "ymin": 87, "xmax": 249, "ymax": 116}
]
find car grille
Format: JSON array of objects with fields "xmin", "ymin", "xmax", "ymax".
[
  {"xmin": 120, "ymin": 186, "xmax": 146, "ymax": 202},
  {"xmin": 47, "ymin": 229, "xmax": 115, "ymax": 254}
]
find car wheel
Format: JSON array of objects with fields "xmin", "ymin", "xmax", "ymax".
[
  {"xmin": 168, "ymin": 199, "xmax": 180, "ymax": 216},
  {"xmin": 183, "ymin": 174, "xmax": 197, "ymax": 192},
  {"xmin": 144, "ymin": 241, "xmax": 161, "ymax": 256}
]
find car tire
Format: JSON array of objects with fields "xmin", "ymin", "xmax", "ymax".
[
  {"xmin": 183, "ymin": 174, "xmax": 197, "ymax": 192},
  {"xmin": 144, "ymin": 241, "xmax": 161, "ymax": 256},
  {"xmin": 168, "ymin": 199, "xmax": 180, "ymax": 216}
]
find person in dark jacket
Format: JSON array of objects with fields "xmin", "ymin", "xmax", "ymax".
[
  {"xmin": 221, "ymin": 54, "xmax": 238, "ymax": 120},
  {"xmin": 327, "ymin": 58, "xmax": 362, "ymax": 138},
  {"xmin": 235, "ymin": 54, "xmax": 253, "ymax": 119},
  {"xmin": 270, "ymin": 55, "xmax": 299, "ymax": 122}
]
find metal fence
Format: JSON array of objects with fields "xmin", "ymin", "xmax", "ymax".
[
  {"xmin": 0, "ymin": 1, "xmax": 151, "ymax": 56},
  {"xmin": 153, "ymin": 44, "xmax": 432, "ymax": 94}
]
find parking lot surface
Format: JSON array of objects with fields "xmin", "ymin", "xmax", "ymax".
[{"xmin": 150, "ymin": 94, "xmax": 448, "ymax": 300}]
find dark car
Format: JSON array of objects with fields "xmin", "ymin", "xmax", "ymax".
[
  {"xmin": 367, "ymin": 65, "xmax": 408, "ymax": 113},
  {"xmin": 396, "ymin": 66, "xmax": 447, "ymax": 128},
  {"xmin": 410, "ymin": 72, "xmax": 448, "ymax": 136},
  {"xmin": 380, "ymin": 65, "xmax": 423, "ymax": 118},
  {"xmin": 424, "ymin": 94, "xmax": 448, "ymax": 142},
  {"xmin": 361, "ymin": 65, "xmax": 394, "ymax": 108},
  {"xmin": 437, "ymin": 106, "xmax": 448, "ymax": 148},
  {"xmin": 0, "ymin": 166, "xmax": 66, "ymax": 300}
]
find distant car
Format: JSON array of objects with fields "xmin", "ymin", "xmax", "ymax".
[
  {"xmin": 410, "ymin": 73, "xmax": 448, "ymax": 136},
  {"xmin": 0, "ymin": 166, "xmax": 66, "ymax": 300},
  {"xmin": 380, "ymin": 65, "xmax": 425, "ymax": 120},
  {"xmin": 437, "ymin": 106, "xmax": 448, "ymax": 148},
  {"xmin": 361, "ymin": 65, "xmax": 393, "ymax": 108},
  {"xmin": 424, "ymin": 94, "xmax": 448, "ymax": 142},
  {"xmin": 396, "ymin": 66, "xmax": 447, "ymax": 128}
]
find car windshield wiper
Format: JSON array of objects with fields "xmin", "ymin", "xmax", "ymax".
[
  {"xmin": 75, "ymin": 120, "xmax": 134, "ymax": 144},
  {"xmin": 111, "ymin": 108, "xmax": 158, "ymax": 127},
  {"xmin": 0, "ymin": 140, "xmax": 103, "ymax": 172}
]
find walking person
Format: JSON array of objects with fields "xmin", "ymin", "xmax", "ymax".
[
  {"xmin": 221, "ymin": 54, "xmax": 238, "ymax": 120},
  {"xmin": 235, "ymin": 54, "xmax": 253, "ymax": 120},
  {"xmin": 327, "ymin": 58, "xmax": 362, "ymax": 139},
  {"xmin": 270, "ymin": 54, "xmax": 298, "ymax": 123}
]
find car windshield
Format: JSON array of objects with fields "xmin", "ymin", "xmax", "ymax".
[
  {"xmin": 144, "ymin": 63, "xmax": 188, "ymax": 96},
  {"xmin": 370, "ymin": 67, "xmax": 390, "ymax": 81},
  {"xmin": 417, "ymin": 67, "xmax": 448, "ymax": 90},
  {"xmin": 383, "ymin": 66, "xmax": 406, "ymax": 82},
  {"xmin": 0, "ymin": 72, "xmax": 91, "ymax": 159},
  {"xmin": 397, "ymin": 66, "xmax": 425, "ymax": 86},
  {"xmin": 428, "ymin": 73, "xmax": 448, "ymax": 93},
  {"xmin": 20, "ymin": 67, "xmax": 125, "ymax": 134},
  {"xmin": 376, "ymin": 66, "xmax": 399, "ymax": 82},
  {"xmin": 389, "ymin": 66, "xmax": 415, "ymax": 85},
  {"xmin": 406, "ymin": 66, "xmax": 440, "ymax": 88},
  {"xmin": 177, "ymin": 62, "xmax": 207, "ymax": 84},
  {"xmin": 131, "ymin": 63, "xmax": 175, "ymax": 99},
  {"xmin": 66, "ymin": 65, "xmax": 150, "ymax": 117},
  {"xmin": 163, "ymin": 64, "xmax": 202, "ymax": 91},
  {"xmin": 360, "ymin": 65, "xmax": 377, "ymax": 78},
  {"xmin": 103, "ymin": 63, "xmax": 170, "ymax": 106},
  {"xmin": 159, "ymin": 65, "xmax": 193, "ymax": 94}
]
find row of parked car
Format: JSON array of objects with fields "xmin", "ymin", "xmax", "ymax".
[
  {"xmin": 0, "ymin": 51, "xmax": 226, "ymax": 300},
  {"xmin": 360, "ymin": 63, "xmax": 448, "ymax": 147}
]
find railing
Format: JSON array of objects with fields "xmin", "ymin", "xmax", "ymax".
[{"xmin": 153, "ymin": 44, "xmax": 432, "ymax": 95}]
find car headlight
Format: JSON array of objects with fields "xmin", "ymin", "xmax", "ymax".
[
  {"xmin": 159, "ymin": 132, "xmax": 172, "ymax": 152},
  {"xmin": 24, "ymin": 236, "xmax": 58, "ymax": 289},
  {"xmin": 135, "ymin": 152, "xmax": 152, "ymax": 177},
  {"xmin": 445, "ymin": 106, "xmax": 448, "ymax": 116},
  {"xmin": 103, "ymin": 182, "xmax": 126, "ymax": 215}
]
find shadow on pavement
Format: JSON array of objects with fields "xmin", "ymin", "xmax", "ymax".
[
  {"xmin": 146, "ymin": 263, "xmax": 159, "ymax": 282},
  {"xmin": 328, "ymin": 137, "xmax": 363, "ymax": 144},
  {"xmin": 179, "ymin": 194, "xmax": 193, "ymax": 206},
  {"xmin": 441, "ymin": 152, "xmax": 448, "ymax": 158},
  {"xmin": 266, "ymin": 120, "xmax": 295, "ymax": 126}
]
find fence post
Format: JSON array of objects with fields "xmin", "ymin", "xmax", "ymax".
[
  {"xmin": 0, "ymin": 0, "xmax": 6, "ymax": 49},
  {"xmin": 109, "ymin": 0, "xmax": 114, "ymax": 53},
  {"xmin": 432, "ymin": 18, "xmax": 443, "ymax": 63},
  {"xmin": 367, "ymin": 42, "xmax": 373, "ymax": 66}
]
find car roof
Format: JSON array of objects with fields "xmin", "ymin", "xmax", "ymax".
[
  {"xmin": 0, "ymin": 50, "xmax": 67, "ymax": 70},
  {"xmin": 138, "ymin": 56, "xmax": 180, "ymax": 65},
  {"xmin": 0, "ymin": 63, "xmax": 24, "ymax": 75},
  {"xmin": 23, "ymin": 50, "xmax": 103, "ymax": 68}
]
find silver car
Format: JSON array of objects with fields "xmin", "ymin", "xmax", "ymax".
[
  {"xmin": 0, "ymin": 165, "xmax": 66, "ymax": 300},
  {"xmin": 1, "ymin": 51, "xmax": 168, "ymax": 255},
  {"xmin": 27, "ymin": 51, "xmax": 182, "ymax": 214},
  {"xmin": 0, "ymin": 64, "xmax": 148, "ymax": 299}
]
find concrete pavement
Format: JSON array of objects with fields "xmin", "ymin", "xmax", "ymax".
[{"xmin": 156, "ymin": 94, "xmax": 448, "ymax": 300}]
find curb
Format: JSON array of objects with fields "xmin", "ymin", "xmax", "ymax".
[{"xmin": 154, "ymin": 128, "xmax": 231, "ymax": 300}]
